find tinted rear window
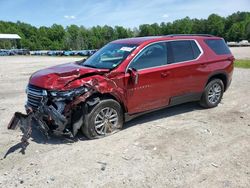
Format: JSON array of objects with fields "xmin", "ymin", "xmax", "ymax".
[
  {"xmin": 168, "ymin": 40, "xmax": 201, "ymax": 63},
  {"xmin": 205, "ymin": 39, "xmax": 231, "ymax": 55}
]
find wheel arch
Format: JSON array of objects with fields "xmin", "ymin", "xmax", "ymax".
[
  {"xmin": 86, "ymin": 92, "xmax": 127, "ymax": 114},
  {"xmin": 206, "ymin": 71, "xmax": 228, "ymax": 91}
]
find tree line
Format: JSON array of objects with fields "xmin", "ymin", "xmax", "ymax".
[{"xmin": 0, "ymin": 11, "xmax": 249, "ymax": 50}]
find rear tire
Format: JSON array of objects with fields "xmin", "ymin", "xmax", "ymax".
[
  {"xmin": 81, "ymin": 99, "xmax": 123, "ymax": 139},
  {"xmin": 200, "ymin": 79, "xmax": 224, "ymax": 108}
]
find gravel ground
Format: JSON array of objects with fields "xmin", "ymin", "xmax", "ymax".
[
  {"xmin": 230, "ymin": 47, "xmax": 250, "ymax": 60},
  {"xmin": 0, "ymin": 54, "xmax": 249, "ymax": 188}
]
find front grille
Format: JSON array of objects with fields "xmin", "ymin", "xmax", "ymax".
[{"xmin": 26, "ymin": 85, "xmax": 47, "ymax": 109}]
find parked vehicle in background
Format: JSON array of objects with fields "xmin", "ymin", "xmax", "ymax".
[
  {"xmin": 9, "ymin": 34, "xmax": 234, "ymax": 140},
  {"xmin": 31, "ymin": 50, "xmax": 48, "ymax": 56},
  {"xmin": 89, "ymin": 49, "xmax": 97, "ymax": 56},
  {"xmin": 238, "ymin": 40, "xmax": 250, "ymax": 46},
  {"xmin": 227, "ymin": 40, "xmax": 250, "ymax": 47},
  {"xmin": 77, "ymin": 50, "xmax": 89, "ymax": 56},
  {"xmin": 28, "ymin": 49, "xmax": 97, "ymax": 57},
  {"xmin": 0, "ymin": 49, "xmax": 18, "ymax": 56},
  {"xmin": 47, "ymin": 51, "xmax": 57, "ymax": 56},
  {"xmin": 63, "ymin": 50, "xmax": 75, "ymax": 56},
  {"xmin": 12, "ymin": 49, "xmax": 30, "ymax": 55},
  {"xmin": 47, "ymin": 50, "xmax": 64, "ymax": 56},
  {"xmin": 0, "ymin": 49, "xmax": 9, "ymax": 56},
  {"xmin": 0, "ymin": 49, "xmax": 32, "ymax": 56},
  {"xmin": 8, "ymin": 49, "xmax": 16, "ymax": 55}
]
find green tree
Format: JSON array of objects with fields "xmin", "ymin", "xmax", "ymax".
[
  {"xmin": 191, "ymin": 19, "xmax": 206, "ymax": 34},
  {"xmin": 172, "ymin": 17, "xmax": 193, "ymax": 34},
  {"xmin": 0, "ymin": 11, "xmax": 250, "ymax": 50},
  {"xmin": 139, "ymin": 24, "xmax": 155, "ymax": 36},
  {"xmin": 206, "ymin": 14, "xmax": 225, "ymax": 36}
]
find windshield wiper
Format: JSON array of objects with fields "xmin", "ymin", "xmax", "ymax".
[{"xmin": 83, "ymin": 64, "xmax": 97, "ymax": 68}]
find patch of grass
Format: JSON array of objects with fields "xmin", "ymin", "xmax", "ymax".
[{"xmin": 234, "ymin": 59, "xmax": 250, "ymax": 69}]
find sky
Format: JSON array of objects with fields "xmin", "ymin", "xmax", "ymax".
[{"xmin": 0, "ymin": 0, "xmax": 249, "ymax": 28}]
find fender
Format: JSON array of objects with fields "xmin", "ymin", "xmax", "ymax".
[
  {"xmin": 65, "ymin": 74, "xmax": 126, "ymax": 111},
  {"xmin": 204, "ymin": 70, "xmax": 229, "ymax": 90}
]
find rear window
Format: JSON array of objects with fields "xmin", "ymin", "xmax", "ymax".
[
  {"xmin": 205, "ymin": 39, "xmax": 231, "ymax": 55},
  {"xmin": 168, "ymin": 40, "xmax": 201, "ymax": 63}
]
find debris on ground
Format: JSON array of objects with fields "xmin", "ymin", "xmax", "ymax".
[
  {"xmin": 97, "ymin": 161, "xmax": 107, "ymax": 171},
  {"xmin": 211, "ymin": 163, "xmax": 219, "ymax": 168}
]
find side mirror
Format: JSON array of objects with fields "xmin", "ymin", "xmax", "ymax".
[{"xmin": 128, "ymin": 68, "xmax": 139, "ymax": 85}]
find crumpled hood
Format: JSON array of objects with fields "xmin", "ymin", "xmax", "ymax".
[{"xmin": 29, "ymin": 62, "xmax": 109, "ymax": 90}]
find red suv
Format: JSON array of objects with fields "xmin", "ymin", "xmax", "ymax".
[{"xmin": 10, "ymin": 34, "xmax": 234, "ymax": 139}]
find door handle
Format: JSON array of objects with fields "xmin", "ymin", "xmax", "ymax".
[
  {"xmin": 161, "ymin": 71, "xmax": 170, "ymax": 78},
  {"xmin": 199, "ymin": 63, "xmax": 207, "ymax": 68}
]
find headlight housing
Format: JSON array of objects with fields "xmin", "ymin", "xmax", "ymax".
[{"xmin": 49, "ymin": 86, "xmax": 89, "ymax": 100}]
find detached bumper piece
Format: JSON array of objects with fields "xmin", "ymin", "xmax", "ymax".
[
  {"xmin": 8, "ymin": 112, "xmax": 33, "ymax": 152},
  {"xmin": 8, "ymin": 112, "xmax": 32, "ymax": 139},
  {"xmin": 7, "ymin": 103, "xmax": 71, "ymax": 148},
  {"xmin": 7, "ymin": 82, "xmax": 98, "ymax": 153}
]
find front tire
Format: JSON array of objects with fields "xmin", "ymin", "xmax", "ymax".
[
  {"xmin": 81, "ymin": 99, "xmax": 123, "ymax": 139},
  {"xmin": 200, "ymin": 79, "xmax": 224, "ymax": 108}
]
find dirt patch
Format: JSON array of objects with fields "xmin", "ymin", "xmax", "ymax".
[
  {"xmin": 230, "ymin": 47, "xmax": 250, "ymax": 59},
  {"xmin": 0, "ymin": 56, "xmax": 249, "ymax": 187}
]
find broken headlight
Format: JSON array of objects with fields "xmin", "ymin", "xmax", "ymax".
[{"xmin": 49, "ymin": 86, "xmax": 88, "ymax": 100}]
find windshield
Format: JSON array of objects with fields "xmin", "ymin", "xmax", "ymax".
[{"xmin": 82, "ymin": 43, "xmax": 138, "ymax": 69}]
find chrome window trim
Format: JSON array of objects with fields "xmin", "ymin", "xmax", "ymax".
[{"xmin": 126, "ymin": 39, "xmax": 204, "ymax": 72}]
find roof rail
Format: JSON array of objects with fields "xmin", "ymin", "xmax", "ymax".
[{"xmin": 166, "ymin": 34, "xmax": 215, "ymax": 37}]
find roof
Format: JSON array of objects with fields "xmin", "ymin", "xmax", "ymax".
[
  {"xmin": 112, "ymin": 36, "xmax": 162, "ymax": 44},
  {"xmin": 0, "ymin": 34, "xmax": 21, "ymax": 39},
  {"xmin": 112, "ymin": 34, "xmax": 221, "ymax": 45}
]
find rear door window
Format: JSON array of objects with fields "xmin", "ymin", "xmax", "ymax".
[
  {"xmin": 168, "ymin": 40, "xmax": 201, "ymax": 64},
  {"xmin": 205, "ymin": 39, "xmax": 231, "ymax": 55}
]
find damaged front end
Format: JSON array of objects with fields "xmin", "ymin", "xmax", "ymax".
[{"xmin": 8, "ymin": 81, "xmax": 98, "ymax": 145}]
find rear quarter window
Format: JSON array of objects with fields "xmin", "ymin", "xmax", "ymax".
[{"xmin": 205, "ymin": 39, "xmax": 231, "ymax": 55}]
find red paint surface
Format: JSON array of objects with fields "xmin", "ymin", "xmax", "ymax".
[{"xmin": 29, "ymin": 36, "xmax": 234, "ymax": 114}]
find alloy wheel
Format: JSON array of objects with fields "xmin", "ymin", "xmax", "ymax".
[
  {"xmin": 208, "ymin": 83, "xmax": 222, "ymax": 104},
  {"xmin": 94, "ymin": 107, "xmax": 119, "ymax": 135}
]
